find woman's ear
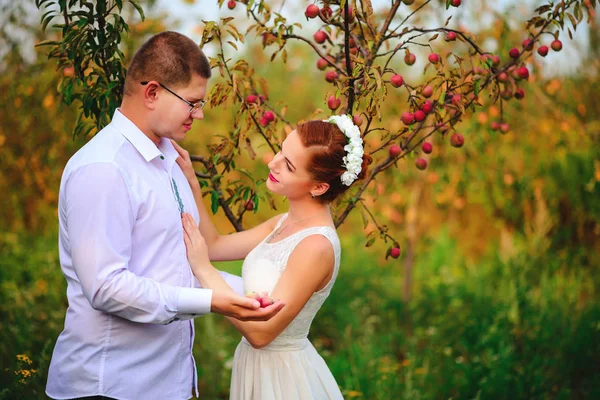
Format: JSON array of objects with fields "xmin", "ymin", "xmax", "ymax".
[{"xmin": 312, "ymin": 182, "xmax": 330, "ymax": 197}]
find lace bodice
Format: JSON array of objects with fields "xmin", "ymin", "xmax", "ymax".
[{"xmin": 242, "ymin": 213, "xmax": 341, "ymax": 346}]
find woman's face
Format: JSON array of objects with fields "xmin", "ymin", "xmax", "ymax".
[{"xmin": 266, "ymin": 130, "xmax": 319, "ymax": 200}]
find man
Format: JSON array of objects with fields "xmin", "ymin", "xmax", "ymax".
[{"xmin": 46, "ymin": 31, "xmax": 284, "ymax": 400}]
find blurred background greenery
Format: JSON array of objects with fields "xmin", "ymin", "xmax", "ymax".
[{"xmin": 1, "ymin": 0, "xmax": 599, "ymax": 399}]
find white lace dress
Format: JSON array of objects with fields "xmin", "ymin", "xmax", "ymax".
[{"xmin": 229, "ymin": 214, "xmax": 344, "ymax": 400}]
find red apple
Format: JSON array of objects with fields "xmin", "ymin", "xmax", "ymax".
[
  {"xmin": 422, "ymin": 85, "xmax": 433, "ymax": 98},
  {"xmin": 422, "ymin": 142, "xmax": 433, "ymax": 154},
  {"xmin": 328, "ymin": 96, "xmax": 341, "ymax": 110},
  {"xmin": 415, "ymin": 158, "xmax": 428, "ymax": 170},
  {"xmin": 491, "ymin": 55, "xmax": 501, "ymax": 66},
  {"xmin": 414, "ymin": 110, "xmax": 425, "ymax": 122},
  {"xmin": 450, "ymin": 133, "xmax": 464, "ymax": 148},
  {"xmin": 259, "ymin": 295, "xmax": 274, "ymax": 308},
  {"xmin": 316, "ymin": 58, "xmax": 328, "ymax": 70},
  {"xmin": 421, "ymin": 100, "xmax": 433, "ymax": 114},
  {"xmin": 320, "ymin": 6, "xmax": 333, "ymax": 20},
  {"xmin": 522, "ymin": 38, "xmax": 534, "ymax": 51},
  {"xmin": 537, "ymin": 45, "xmax": 549, "ymax": 57},
  {"xmin": 551, "ymin": 39, "xmax": 562, "ymax": 52},
  {"xmin": 401, "ymin": 112, "xmax": 415, "ymax": 125},
  {"xmin": 497, "ymin": 72, "xmax": 508, "ymax": 82},
  {"xmin": 514, "ymin": 88, "xmax": 525, "ymax": 100},
  {"xmin": 343, "ymin": 6, "xmax": 354, "ymax": 21},
  {"xmin": 450, "ymin": 0, "xmax": 461, "ymax": 7},
  {"xmin": 325, "ymin": 71, "xmax": 338, "ymax": 83},
  {"xmin": 490, "ymin": 121, "xmax": 500, "ymax": 131},
  {"xmin": 352, "ymin": 114, "xmax": 364, "ymax": 126},
  {"xmin": 445, "ymin": 31, "xmax": 457, "ymax": 41},
  {"xmin": 314, "ymin": 30, "xmax": 327, "ymax": 44},
  {"xmin": 509, "ymin": 47, "xmax": 520, "ymax": 59},
  {"xmin": 390, "ymin": 74, "xmax": 404, "ymax": 88},
  {"xmin": 389, "ymin": 144, "xmax": 402, "ymax": 158},
  {"xmin": 246, "ymin": 94, "xmax": 258, "ymax": 104},
  {"xmin": 404, "ymin": 52, "xmax": 416, "ymax": 66},
  {"xmin": 516, "ymin": 66, "xmax": 529, "ymax": 80},
  {"xmin": 263, "ymin": 111, "xmax": 275, "ymax": 122},
  {"xmin": 390, "ymin": 247, "xmax": 401, "ymax": 258},
  {"xmin": 305, "ymin": 4, "xmax": 319, "ymax": 18},
  {"xmin": 499, "ymin": 123, "xmax": 510, "ymax": 133},
  {"xmin": 259, "ymin": 117, "xmax": 269, "ymax": 127},
  {"xmin": 62, "ymin": 66, "xmax": 75, "ymax": 77},
  {"xmin": 428, "ymin": 53, "xmax": 440, "ymax": 64},
  {"xmin": 451, "ymin": 94, "xmax": 462, "ymax": 106},
  {"xmin": 227, "ymin": 0, "xmax": 236, "ymax": 10}
]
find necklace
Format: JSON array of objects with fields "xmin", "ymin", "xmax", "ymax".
[{"xmin": 271, "ymin": 213, "xmax": 328, "ymax": 240}]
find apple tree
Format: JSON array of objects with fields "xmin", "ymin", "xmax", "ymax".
[{"xmin": 35, "ymin": 0, "xmax": 598, "ymax": 259}]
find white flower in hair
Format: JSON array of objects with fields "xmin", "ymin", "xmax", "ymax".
[{"xmin": 324, "ymin": 115, "xmax": 364, "ymax": 186}]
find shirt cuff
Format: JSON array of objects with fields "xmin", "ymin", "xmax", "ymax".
[{"xmin": 177, "ymin": 287, "xmax": 213, "ymax": 315}]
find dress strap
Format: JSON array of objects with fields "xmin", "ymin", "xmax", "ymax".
[{"xmin": 273, "ymin": 213, "xmax": 288, "ymax": 231}]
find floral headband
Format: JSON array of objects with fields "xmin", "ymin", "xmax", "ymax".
[{"xmin": 324, "ymin": 115, "xmax": 364, "ymax": 186}]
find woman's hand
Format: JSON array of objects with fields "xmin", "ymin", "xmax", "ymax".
[
  {"xmin": 182, "ymin": 213, "xmax": 211, "ymax": 273},
  {"xmin": 171, "ymin": 140, "xmax": 197, "ymax": 185}
]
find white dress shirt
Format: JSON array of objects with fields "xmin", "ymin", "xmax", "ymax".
[{"xmin": 46, "ymin": 110, "xmax": 243, "ymax": 400}]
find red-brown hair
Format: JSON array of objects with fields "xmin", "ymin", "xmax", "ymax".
[{"xmin": 296, "ymin": 120, "xmax": 372, "ymax": 203}]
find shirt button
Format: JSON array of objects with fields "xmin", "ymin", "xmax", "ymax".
[{"xmin": 160, "ymin": 155, "xmax": 165, "ymax": 160}]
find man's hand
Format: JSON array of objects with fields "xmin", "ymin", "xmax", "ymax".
[{"xmin": 211, "ymin": 290, "xmax": 285, "ymax": 321}]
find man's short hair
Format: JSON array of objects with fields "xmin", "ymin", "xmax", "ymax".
[{"xmin": 124, "ymin": 31, "xmax": 211, "ymax": 95}]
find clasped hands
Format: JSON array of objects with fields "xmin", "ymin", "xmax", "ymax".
[{"xmin": 181, "ymin": 212, "xmax": 284, "ymax": 322}]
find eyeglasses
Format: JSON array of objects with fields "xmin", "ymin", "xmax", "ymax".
[{"xmin": 140, "ymin": 81, "xmax": 206, "ymax": 115}]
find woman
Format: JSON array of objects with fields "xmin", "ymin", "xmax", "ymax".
[{"xmin": 176, "ymin": 115, "xmax": 371, "ymax": 399}]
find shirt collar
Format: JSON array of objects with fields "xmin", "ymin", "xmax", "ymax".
[
  {"xmin": 157, "ymin": 138, "xmax": 180, "ymax": 168},
  {"xmin": 111, "ymin": 109, "xmax": 163, "ymax": 163}
]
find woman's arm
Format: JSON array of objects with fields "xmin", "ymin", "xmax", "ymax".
[
  {"xmin": 172, "ymin": 140, "xmax": 282, "ymax": 261},
  {"xmin": 181, "ymin": 213, "xmax": 285, "ymax": 320},
  {"xmin": 182, "ymin": 213, "xmax": 334, "ymax": 348}
]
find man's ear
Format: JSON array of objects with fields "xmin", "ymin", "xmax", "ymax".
[
  {"xmin": 312, "ymin": 182, "xmax": 330, "ymax": 197},
  {"xmin": 142, "ymin": 81, "xmax": 160, "ymax": 110}
]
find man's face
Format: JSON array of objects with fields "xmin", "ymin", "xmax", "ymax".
[{"xmin": 150, "ymin": 73, "xmax": 208, "ymax": 142}]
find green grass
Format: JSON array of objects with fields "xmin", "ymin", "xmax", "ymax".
[{"xmin": 1, "ymin": 230, "xmax": 599, "ymax": 399}]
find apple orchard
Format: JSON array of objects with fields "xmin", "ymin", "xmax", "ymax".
[{"xmin": 37, "ymin": 0, "xmax": 598, "ymax": 260}]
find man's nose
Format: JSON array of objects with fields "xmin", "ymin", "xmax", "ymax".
[{"xmin": 192, "ymin": 108, "xmax": 204, "ymax": 120}]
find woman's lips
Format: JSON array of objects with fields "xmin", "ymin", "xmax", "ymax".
[
  {"xmin": 268, "ymin": 173, "xmax": 279, "ymax": 183},
  {"xmin": 183, "ymin": 124, "xmax": 192, "ymax": 131}
]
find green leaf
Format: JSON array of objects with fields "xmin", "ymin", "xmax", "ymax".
[
  {"xmin": 128, "ymin": 0, "xmax": 145, "ymax": 20},
  {"xmin": 211, "ymin": 190, "xmax": 219, "ymax": 215}
]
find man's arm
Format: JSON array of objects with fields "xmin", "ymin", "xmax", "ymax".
[{"xmin": 65, "ymin": 163, "xmax": 261, "ymax": 324}]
